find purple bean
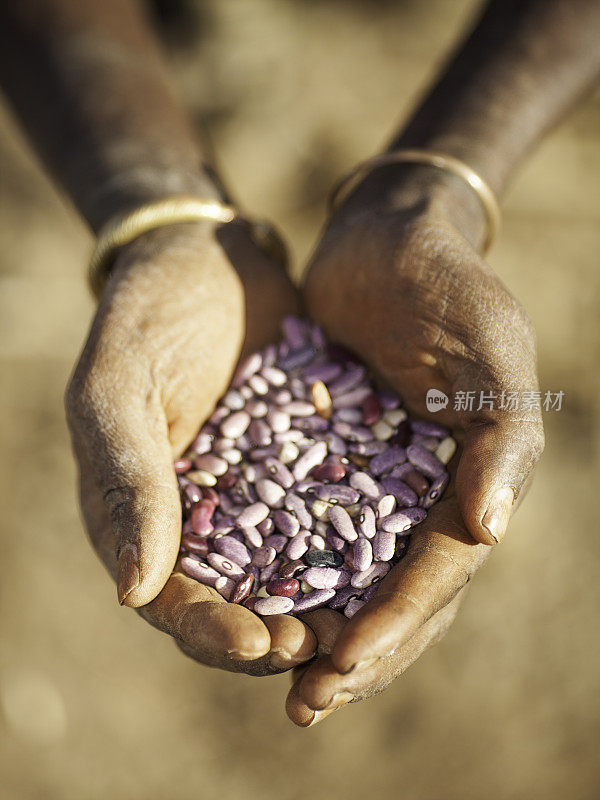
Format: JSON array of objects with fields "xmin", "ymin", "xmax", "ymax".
[
  {"xmin": 328, "ymin": 585, "xmax": 361, "ymax": 610},
  {"xmin": 406, "ymin": 444, "xmax": 445, "ymax": 479},
  {"xmin": 215, "ymin": 576, "xmax": 235, "ymax": 600},
  {"xmin": 278, "ymin": 345, "xmax": 316, "ymax": 371},
  {"xmin": 328, "ymin": 365, "xmax": 366, "ymax": 397},
  {"xmin": 380, "ymin": 507, "xmax": 427, "ymax": 533},
  {"xmin": 421, "ymin": 472, "xmax": 450, "ymax": 509},
  {"xmin": 260, "ymin": 557, "xmax": 282, "ymax": 583},
  {"xmin": 411, "ymin": 419, "xmax": 450, "ymax": 438},
  {"xmin": 380, "ymin": 477, "xmax": 418, "ymax": 508},
  {"xmin": 251, "ymin": 545, "xmax": 277, "ymax": 568},
  {"xmin": 313, "ymin": 484, "xmax": 361, "ymax": 505},
  {"xmin": 272, "ymin": 509, "xmax": 301, "ymax": 537},
  {"xmin": 292, "ymin": 588, "xmax": 336, "ymax": 613},
  {"xmin": 322, "ymin": 432, "xmax": 347, "ymax": 455},
  {"xmin": 213, "ymin": 536, "xmax": 251, "ymax": 567},
  {"xmin": 303, "ymin": 362, "xmax": 342, "ymax": 384},
  {"xmin": 264, "ymin": 534, "xmax": 288, "ymax": 553},
  {"xmin": 351, "ymin": 561, "xmax": 390, "ymax": 589},
  {"xmin": 284, "ymin": 493, "xmax": 313, "ymax": 529},
  {"xmin": 256, "ymin": 517, "xmax": 274, "ymax": 536},
  {"xmin": 331, "ymin": 386, "xmax": 372, "ymax": 410},
  {"xmin": 180, "ymin": 535, "xmax": 210, "ymax": 557},
  {"xmin": 361, "ymin": 581, "xmax": 380, "ymax": 603},
  {"xmin": 370, "ymin": 447, "xmax": 407, "ymax": 476},
  {"xmin": 249, "ymin": 419, "xmax": 272, "ymax": 447},
  {"xmin": 350, "ymin": 440, "xmax": 387, "ymax": 456},
  {"xmin": 282, "ymin": 316, "xmax": 308, "ymax": 348},
  {"xmin": 325, "ymin": 526, "xmax": 347, "ymax": 552}
]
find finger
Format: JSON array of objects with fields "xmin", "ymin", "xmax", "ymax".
[
  {"xmin": 287, "ymin": 590, "xmax": 464, "ymax": 726},
  {"xmin": 298, "ymin": 608, "xmax": 347, "ymax": 655},
  {"xmin": 329, "ymin": 496, "xmax": 489, "ymax": 675},
  {"xmin": 258, "ymin": 614, "xmax": 317, "ymax": 672},
  {"xmin": 141, "ymin": 571, "xmax": 273, "ymax": 669},
  {"xmin": 456, "ymin": 412, "xmax": 544, "ymax": 545},
  {"xmin": 67, "ymin": 386, "xmax": 183, "ymax": 609}
]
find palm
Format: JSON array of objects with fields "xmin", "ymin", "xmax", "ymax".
[{"xmin": 68, "ymin": 222, "xmax": 316, "ymax": 677}]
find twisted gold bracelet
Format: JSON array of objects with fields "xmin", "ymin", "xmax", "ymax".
[
  {"xmin": 88, "ymin": 195, "xmax": 287, "ymax": 298},
  {"xmin": 329, "ymin": 149, "xmax": 501, "ymax": 254}
]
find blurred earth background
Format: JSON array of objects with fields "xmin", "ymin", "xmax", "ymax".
[{"xmin": 1, "ymin": 1, "xmax": 599, "ymax": 798}]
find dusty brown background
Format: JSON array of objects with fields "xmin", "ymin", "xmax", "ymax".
[{"xmin": 1, "ymin": 1, "xmax": 599, "ymax": 798}]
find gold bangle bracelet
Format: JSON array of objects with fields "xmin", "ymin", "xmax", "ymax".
[
  {"xmin": 88, "ymin": 195, "xmax": 237, "ymax": 297},
  {"xmin": 329, "ymin": 149, "xmax": 501, "ymax": 254}
]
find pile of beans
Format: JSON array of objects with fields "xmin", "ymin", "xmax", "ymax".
[{"xmin": 175, "ymin": 317, "xmax": 455, "ymax": 618}]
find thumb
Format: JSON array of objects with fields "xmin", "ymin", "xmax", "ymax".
[
  {"xmin": 455, "ymin": 411, "xmax": 545, "ymax": 546},
  {"xmin": 69, "ymin": 390, "xmax": 183, "ymax": 608}
]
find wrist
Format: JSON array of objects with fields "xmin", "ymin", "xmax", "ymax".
[
  {"xmin": 331, "ymin": 160, "xmax": 490, "ymax": 252},
  {"xmin": 86, "ymin": 160, "xmax": 227, "ymax": 234}
]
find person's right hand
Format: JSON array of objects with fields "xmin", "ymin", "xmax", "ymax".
[{"xmin": 66, "ymin": 220, "xmax": 317, "ymax": 675}]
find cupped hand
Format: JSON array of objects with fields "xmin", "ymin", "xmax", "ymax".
[
  {"xmin": 288, "ymin": 187, "xmax": 544, "ymax": 723},
  {"xmin": 66, "ymin": 220, "xmax": 316, "ymax": 675}
]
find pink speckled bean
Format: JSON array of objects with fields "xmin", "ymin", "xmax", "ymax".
[
  {"xmin": 352, "ymin": 538, "xmax": 373, "ymax": 571},
  {"xmin": 260, "ymin": 557, "xmax": 282, "ymax": 583},
  {"xmin": 372, "ymin": 530, "xmax": 396, "ymax": 561},
  {"xmin": 328, "ymin": 506, "xmax": 358, "ymax": 542},
  {"xmin": 207, "ymin": 552, "xmax": 246, "ymax": 578},
  {"xmin": 286, "ymin": 529, "xmax": 311, "ymax": 560},
  {"xmin": 254, "ymin": 595, "xmax": 294, "ymax": 615},
  {"xmin": 236, "ymin": 502, "xmax": 269, "ymax": 528},
  {"xmin": 351, "ymin": 561, "xmax": 390, "ymax": 589},
  {"xmin": 181, "ymin": 557, "xmax": 220, "ymax": 587},
  {"xmin": 251, "ymin": 545, "xmax": 277, "ymax": 568}
]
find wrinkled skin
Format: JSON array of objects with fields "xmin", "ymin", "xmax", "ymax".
[
  {"xmin": 66, "ymin": 220, "xmax": 317, "ymax": 676},
  {"xmin": 286, "ymin": 200, "xmax": 544, "ymax": 726}
]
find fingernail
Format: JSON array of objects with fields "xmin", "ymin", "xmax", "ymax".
[
  {"xmin": 482, "ymin": 487, "xmax": 514, "ymax": 543},
  {"xmin": 305, "ymin": 708, "xmax": 337, "ymax": 728},
  {"xmin": 324, "ymin": 691, "xmax": 354, "ymax": 711},
  {"xmin": 341, "ymin": 655, "xmax": 380, "ymax": 675},
  {"xmin": 117, "ymin": 544, "xmax": 140, "ymax": 605}
]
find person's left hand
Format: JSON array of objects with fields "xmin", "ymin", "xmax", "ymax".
[{"xmin": 287, "ymin": 174, "xmax": 544, "ymax": 725}]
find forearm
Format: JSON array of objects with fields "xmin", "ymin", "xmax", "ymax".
[
  {"xmin": 394, "ymin": 0, "xmax": 600, "ymax": 196},
  {"xmin": 342, "ymin": 0, "xmax": 600, "ymax": 250},
  {"xmin": 0, "ymin": 0, "xmax": 221, "ymax": 231}
]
